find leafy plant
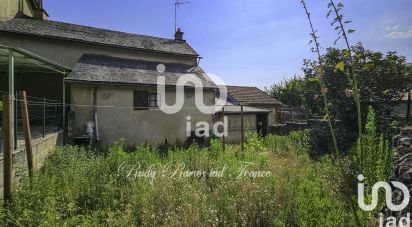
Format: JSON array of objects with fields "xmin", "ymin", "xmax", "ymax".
[
  {"xmin": 354, "ymin": 106, "xmax": 392, "ymax": 216},
  {"xmin": 245, "ymin": 131, "xmax": 266, "ymax": 153}
]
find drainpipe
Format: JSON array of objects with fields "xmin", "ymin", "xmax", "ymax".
[{"xmin": 93, "ymin": 87, "xmax": 100, "ymax": 142}]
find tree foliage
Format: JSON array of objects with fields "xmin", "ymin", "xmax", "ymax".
[
  {"xmin": 303, "ymin": 43, "xmax": 411, "ymax": 135},
  {"xmin": 266, "ymin": 75, "xmax": 305, "ymax": 108}
]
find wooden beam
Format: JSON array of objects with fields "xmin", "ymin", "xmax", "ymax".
[
  {"xmin": 19, "ymin": 91, "xmax": 34, "ymax": 177},
  {"xmin": 8, "ymin": 49, "xmax": 14, "ymax": 151},
  {"xmin": 3, "ymin": 94, "xmax": 13, "ymax": 204}
]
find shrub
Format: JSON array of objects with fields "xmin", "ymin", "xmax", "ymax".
[{"xmin": 245, "ymin": 131, "xmax": 266, "ymax": 153}]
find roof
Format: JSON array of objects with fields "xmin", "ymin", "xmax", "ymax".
[
  {"xmin": 0, "ymin": 44, "xmax": 70, "ymax": 75},
  {"xmin": 224, "ymin": 86, "xmax": 282, "ymax": 106},
  {"xmin": 215, "ymin": 105, "xmax": 271, "ymax": 114},
  {"xmin": 66, "ymin": 54, "xmax": 216, "ymax": 88},
  {"xmin": 0, "ymin": 18, "xmax": 198, "ymax": 56}
]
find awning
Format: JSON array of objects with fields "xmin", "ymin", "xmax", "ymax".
[{"xmin": 0, "ymin": 44, "xmax": 71, "ymax": 75}]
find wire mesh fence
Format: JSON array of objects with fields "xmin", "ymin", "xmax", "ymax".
[{"xmin": 0, "ymin": 92, "xmax": 63, "ymax": 150}]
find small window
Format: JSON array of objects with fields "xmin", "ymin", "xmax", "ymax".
[
  {"xmin": 149, "ymin": 93, "xmax": 159, "ymax": 108},
  {"xmin": 134, "ymin": 91, "xmax": 148, "ymax": 110},
  {"xmin": 134, "ymin": 91, "xmax": 159, "ymax": 110}
]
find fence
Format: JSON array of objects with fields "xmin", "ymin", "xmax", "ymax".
[
  {"xmin": 276, "ymin": 107, "xmax": 308, "ymax": 124},
  {"xmin": 0, "ymin": 92, "xmax": 63, "ymax": 151}
]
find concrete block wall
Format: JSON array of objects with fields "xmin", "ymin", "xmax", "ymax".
[{"xmin": 0, "ymin": 132, "xmax": 62, "ymax": 198}]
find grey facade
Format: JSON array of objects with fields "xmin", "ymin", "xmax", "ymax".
[{"xmin": 0, "ymin": 3, "xmax": 217, "ymax": 146}]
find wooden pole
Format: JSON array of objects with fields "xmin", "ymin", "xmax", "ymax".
[
  {"xmin": 42, "ymin": 97, "xmax": 45, "ymax": 138},
  {"xmin": 3, "ymin": 94, "xmax": 13, "ymax": 203},
  {"xmin": 19, "ymin": 91, "xmax": 34, "ymax": 177},
  {"xmin": 241, "ymin": 105, "xmax": 244, "ymax": 153},
  {"xmin": 407, "ymin": 91, "xmax": 411, "ymax": 124},
  {"xmin": 222, "ymin": 107, "xmax": 225, "ymax": 152},
  {"xmin": 14, "ymin": 91, "xmax": 18, "ymax": 150},
  {"xmin": 8, "ymin": 49, "xmax": 14, "ymax": 153}
]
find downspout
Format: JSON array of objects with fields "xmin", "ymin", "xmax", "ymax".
[{"xmin": 93, "ymin": 86, "xmax": 100, "ymax": 142}]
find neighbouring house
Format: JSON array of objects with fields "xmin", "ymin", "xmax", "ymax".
[
  {"xmin": 393, "ymin": 63, "xmax": 412, "ymax": 122},
  {"xmin": 223, "ymin": 86, "xmax": 283, "ymax": 126},
  {"xmin": 393, "ymin": 91, "xmax": 411, "ymax": 121},
  {"xmin": 276, "ymin": 104, "xmax": 307, "ymax": 124},
  {"xmin": 0, "ymin": 0, "xmax": 217, "ymax": 146}
]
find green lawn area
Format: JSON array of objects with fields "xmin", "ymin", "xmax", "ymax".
[{"xmin": 1, "ymin": 134, "xmax": 360, "ymax": 226}]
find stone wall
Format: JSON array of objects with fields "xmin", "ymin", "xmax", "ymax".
[
  {"xmin": 0, "ymin": 131, "xmax": 62, "ymax": 198},
  {"xmin": 388, "ymin": 126, "xmax": 412, "ymax": 218}
]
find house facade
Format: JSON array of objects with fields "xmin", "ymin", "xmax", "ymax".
[{"xmin": 0, "ymin": 1, "xmax": 216, "ymax": 145}]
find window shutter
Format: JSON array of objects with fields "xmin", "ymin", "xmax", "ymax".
[{"xmin": 134, "ymin": 91, "xmax": 148, "ymax": 109}]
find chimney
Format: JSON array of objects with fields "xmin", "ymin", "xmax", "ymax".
[
  {"xmin": 32, "ymin": 0, "xmax": 49, "ymax": 20},
  {"xmin": 174, "ymin": 28, "xmax": 185, "ymax": 42}
]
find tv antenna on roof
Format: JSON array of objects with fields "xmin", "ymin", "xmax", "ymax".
[{"xmin": 175, "ymin": 0, "xmax": 190, "ymax": 32}]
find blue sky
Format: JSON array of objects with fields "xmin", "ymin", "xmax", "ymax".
[{"xmin": 44, "ymin": 0, "xmax": 412, "ymax": 89}]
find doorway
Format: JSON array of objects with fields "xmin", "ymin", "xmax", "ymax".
[{"xmin": 256, "ymin": 113, "xmax": 268, "ymax": 136}]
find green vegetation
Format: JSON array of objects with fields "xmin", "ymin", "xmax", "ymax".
[
  {"xmin": 0, "ymin": 134, "xmax": 361, "ymax": 226},
  {"xmin": 268, "ymin": 45, "xmax": 411, "ymax": 137}
]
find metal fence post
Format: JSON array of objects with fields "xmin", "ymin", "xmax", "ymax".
[{"xmin": 3, "ymin": 94, "xmax": 13, "ymax": 204}]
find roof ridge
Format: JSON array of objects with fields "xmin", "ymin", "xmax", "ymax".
[
  {"xmin": 226, "ymin": 85, "xmax": 258, "ymax": 88},
  {"xmin": 0, "ymin": 18, "xmax": 199, "ymax": 56},
  {"xmin": 39, "ymin": 19, "xmax": 173, "ymax": 41}
]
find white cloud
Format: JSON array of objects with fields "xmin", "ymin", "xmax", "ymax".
[
  {"xmin": 386, "ymin": 24, "xmax": 400, "ymax": 31},
  {"xmin": 386, "ymin": 27, "xmax": 412, "ymax": 39}
]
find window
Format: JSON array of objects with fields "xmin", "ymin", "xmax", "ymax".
[
  {"xmin": 134, "ymin": 91, "xmax": 148, "ymax": 110},
  {"xmin": 149, "ymin": 93, "xmax": 159, "ymax": 108},
  {"xmin": 133, "ymin": 91, "xmax": 159, "ymax": 110}
]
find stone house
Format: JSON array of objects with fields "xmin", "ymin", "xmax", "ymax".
[{"xmin": 0, "ymin": 0, "xmax": 217, "ymax": 146}]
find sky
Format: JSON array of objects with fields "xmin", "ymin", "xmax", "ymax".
[{"xmin": 44, "ymin": 0, "xmax": 412, "ymax": 89}]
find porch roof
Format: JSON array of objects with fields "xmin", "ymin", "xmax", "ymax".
[{"xmin": 0, "ymin": 44, "xmax": 71, "ymax": 75}]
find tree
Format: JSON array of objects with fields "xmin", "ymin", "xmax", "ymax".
[
  {"xmin": 266, "ymin": 75, "xmax": 306, "ymax": 108},
  {"xmin": 303, "ymin": 43, "xmax": 411, "ymax": 136}
]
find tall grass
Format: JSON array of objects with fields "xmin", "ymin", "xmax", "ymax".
[{"xmin": 0, "ymin": 134, "xmax": 356, "ymax": 226}]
